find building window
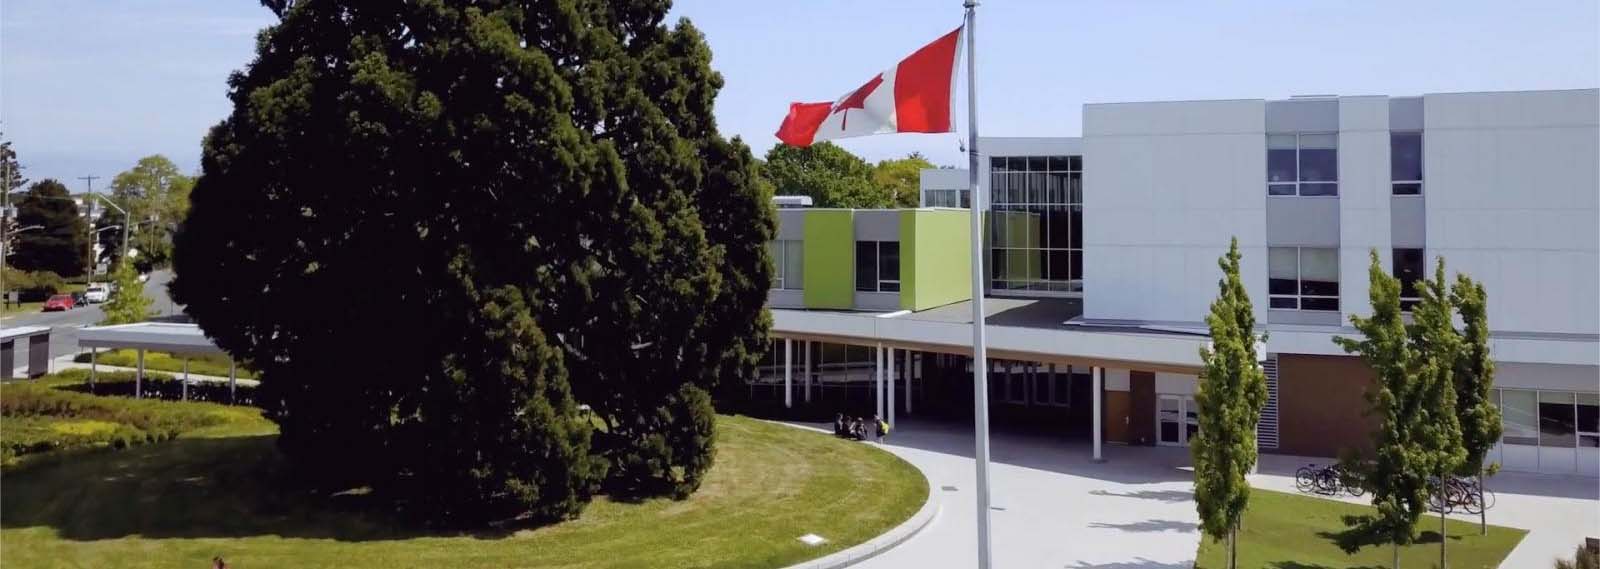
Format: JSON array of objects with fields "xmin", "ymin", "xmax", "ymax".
[
  {"xmin": 988, "ymin": 155, "xmax": 1083, "ymax": 293},
  {"xmin": 1578, "ymin": 393, "xmax": 1599, "ymax": 448},
  {"xmin": 1393, "ymin": 248, "xmax": 1424, "ymax": 311},
  {"xmin": 1539, "ymin": 391, "xmax": 1578, "ymax": 448},
  {"xmin": 1500, "ymin": 389, "xmax": 1540, "ymax": 445},
  {"xmin": 1268, "ymin": 247, "xmax": 1339, "ymax": 311},
  {"xmin": 924, "ymin": 189, "xmax": 970, "ymax": 208},
  {"xmin": 1391, "ymin": 131, "xmax": 1423, "ymax": 195},
  {"xmin": 1267, "ymin": 133, "xmax": 1339, "ymax": 196},
  {"xmin": 1498, "ymin": 389, "xmax": 1600, "ymax": 449},
  {"xmin": 769, "ymin": 240, "xmax": 804, "ymax": 290},
  {"xmin": 855, "ymin": 241, "xmax": 900, "ymax": 292}
]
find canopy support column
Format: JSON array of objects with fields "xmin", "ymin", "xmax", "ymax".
[
  {"xmin": 135, "ymin": 349, "xmax": 145, "ymax": 399},
  {"xmin": 783, "ymin": 338, "xmax": 793, "ymax": 409},
  {"xmin": 1093, "ymin": 366, "xmax": 1105, "ymax": 463}
]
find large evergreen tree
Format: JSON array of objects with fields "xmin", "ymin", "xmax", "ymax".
[
  {"xmin": 1451, "ymin": 273, "xmax": 1500, "ymax": 535},
  {"xmin": 1190, "ymin": 237, "xmax": 1269, "ymax": 569},
  {"xmin": 12, "ymin": 179, "xmax": 89, "ymax": 277},
  {"xmin": 1333, "ymin": 251, "xmax": 1428, "ymax": 568},
  {"xmin": 172, "ymin": 0, "xmax": 772, "ymax": 523}
]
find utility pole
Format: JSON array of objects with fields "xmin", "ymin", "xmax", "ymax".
[{"xmin": 79, "ymin": 175, "xmax": 99, "ymax": 281}]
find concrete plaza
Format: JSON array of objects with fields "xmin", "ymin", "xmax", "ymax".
[{"xmin": 825, "ymin": 418, "xmax": 1598, "ymax": 569}]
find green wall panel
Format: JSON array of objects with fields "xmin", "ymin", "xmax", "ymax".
[
  {"xmin": 900, "ymin": 209, "xmax": 973, "ymax": 311},
  {"xmin": 802, "ymin": 210, "xmax": 855, "ymax": 309}
]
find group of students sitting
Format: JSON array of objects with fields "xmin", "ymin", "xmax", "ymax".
[{"xmin": 833, "ymin": 413, "xmax": 889, "ymax": 441}]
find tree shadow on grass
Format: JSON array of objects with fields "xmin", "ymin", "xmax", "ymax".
[{"xmin": 1, "ymin": 435, "xmax": 522, "ymax": 542}]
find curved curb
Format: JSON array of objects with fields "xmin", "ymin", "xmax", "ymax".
[{"xmin": 772, "ymin": 422, "xmax": 941, "ymax": 569}]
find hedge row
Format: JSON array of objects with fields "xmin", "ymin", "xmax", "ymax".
[
  {"xmin": 0, "ymin": 375, "xmax": 259, "ymax": 465},
  {"xmin": 72, "ymin": 349, "xmax": 257, "ymax": 379},
  {"xmin": 2, "ymin": 268, "xmax": 67, "ymax": 302}
]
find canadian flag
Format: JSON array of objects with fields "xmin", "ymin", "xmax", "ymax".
[{"xmin": 776, "ymin": 27, "xmax": 962, "ymax": 147}]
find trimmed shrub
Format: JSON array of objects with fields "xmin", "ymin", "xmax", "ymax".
[
  {"xmin": 2, "ymin": 268, "xmax": 67, "ymax": 301},
  {"xmin": 0, "ymin": 378, "xmax": 260, "ymax": 465}
]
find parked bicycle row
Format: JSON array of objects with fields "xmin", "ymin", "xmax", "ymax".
[{"xmin": 1293, "ymin": 464, "xmax": 1495, "ymax": 513}]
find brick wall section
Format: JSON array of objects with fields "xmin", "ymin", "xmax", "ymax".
[
  {"xmin": 1103, "ymin": 390, "xmax": 1131, "ymax": 443},
  {"xmin": 1275, "ymin": 354, "xmax": 1379, "ymax": 458},
  {"xmin": 1129, "ymin": 371, "xmax": 1156, "ymax": 446}
]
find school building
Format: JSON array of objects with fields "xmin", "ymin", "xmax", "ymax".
[{"xmin": 752, "ymin": 88, "xmax": 1599, "ymax": 476}]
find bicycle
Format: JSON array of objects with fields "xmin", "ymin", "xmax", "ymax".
[{"xmin": 1294, "ymin": 463, "xmax": 1365, "ymax": 497}]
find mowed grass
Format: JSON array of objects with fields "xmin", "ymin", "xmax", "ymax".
[
  {"xmin": 1195, "ymin": 488, "xmax": 1525, "ymax": 569},
  {"xmin": 1, "ymin": 413, "xmax": 927, "ymax": 569},
  {"xmin": 73, "ymin": 349, "xmax": 257, "ymax": 379}
]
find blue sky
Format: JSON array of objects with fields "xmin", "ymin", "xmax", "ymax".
[{"xmin": 3, "ymin": 0, "xmax": 1596, "ymax": 187}]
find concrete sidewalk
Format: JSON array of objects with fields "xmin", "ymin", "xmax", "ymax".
[
  {"xmin": 833, "ymin": 419, "xmax": 1201, "ymax": 569},
  {"xmin": 821, "ymin": 418, "xmax": 1595, "ymax": 569}
]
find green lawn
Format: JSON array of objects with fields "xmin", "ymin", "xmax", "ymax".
[
  {"xmin": 1, "ymin": 407, "xmax": 927, "ymax": 569},
  {"xmin": 1196, "ymin": 488, "xmax": 1526, "ymax": 569},
  {"xmin": 73, "ymin": 349, "xmax": 257, "ymax": 379}
]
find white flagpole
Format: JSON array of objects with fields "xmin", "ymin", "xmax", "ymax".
[{"xmin": 962, "ymin": 2, "xmax": 994, "ymax": 568}]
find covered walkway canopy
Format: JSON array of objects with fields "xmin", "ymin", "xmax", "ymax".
[
  {"xmin": 767, "ymin": 297, "xmax": 1214, "ymax": 462},
  {"xmin": 77, "ymin": 322, "xmax": 242, "ymax": 402}
]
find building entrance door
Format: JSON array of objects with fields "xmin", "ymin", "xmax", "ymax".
[{"xmin": 1157, "ymin": 395, "xmax": 1199, "ymax": 446}]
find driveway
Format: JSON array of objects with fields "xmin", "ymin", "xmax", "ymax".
[{"xmin": 844, "ymin": 419, "xmax": 1201, "ymax": 569}]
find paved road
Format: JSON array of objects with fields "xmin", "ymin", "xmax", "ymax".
[{"xmin": 3, "ymin": 269, "xmax": 182, "ymax": 374}]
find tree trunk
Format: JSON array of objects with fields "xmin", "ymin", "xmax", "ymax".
[
  {"xmin": 1393, "ymin": 542, "xmax": 1400, "ymax": 569},
  {"xmin": 1478, "ymin": 470, "xmax": 1488, "ymax": 536},
  {"xmin": 1228, "ymin": 525, "xmax": 1237, "ymax": 569}
]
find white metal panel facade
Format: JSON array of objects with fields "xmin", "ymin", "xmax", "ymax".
[
  {"xmin": 1423, "ymin": 89, "xmax": 1600, "ymax": 336},
  {"xmin": 1082, "ymin": 99, "xmax": 1268, "ymax": 324}
]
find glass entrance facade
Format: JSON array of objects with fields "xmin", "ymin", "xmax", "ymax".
[{"xmin": 989, "ymin": 155, "xmax": 1083, "ymax": 294}]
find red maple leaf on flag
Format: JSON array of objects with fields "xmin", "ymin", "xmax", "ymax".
[{"xmin": 831, "ymin": 73, "xmax": 883, "ymax": 130}]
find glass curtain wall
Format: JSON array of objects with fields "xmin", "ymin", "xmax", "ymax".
[{"xmin": 989, "ymin": 155, "xmax": 1083, "ymax": 293}]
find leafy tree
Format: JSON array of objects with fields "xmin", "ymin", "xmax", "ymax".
[
  {"xmin": 11, "ymin": 179, "xmax": 89, "ymax": 277},
  {"xmin": 1451, "ymin": 273, "xmax": 1500, "ymax": 535},
  {"xmin": 172, "ymin": 0, "xmax": 771, "ymax": 524},
  {"xmin": 1190, "ymin": 237, "xmax": 1269, "ymax": 569},
  {"xmin": 1409, "ymin": 258, "xmax": 1466, "ymax": 569},
  {"xmin": 1333, "ymin": 251, "xmax": 1427, "ymax": 568},
  {"xmin": 872, "ymin": 152, "xmax": 934, "ymax": 207},
  {"xmin": 100, "ymin": 259, "xmax": 151, "ymax": 325},
  {"xmin": 1, "ymin": 126, "xmax": 24, "ymax": 195},
  {"xmin": 764, "ymin": 141, "xmax": 888, "ymax": 207},
  {"xmin": 107, "ymin": 155, "xmax": 194, "ymax": 269}
]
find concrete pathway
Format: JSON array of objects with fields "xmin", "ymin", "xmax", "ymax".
[
  {"xmin": 828, "ymin": 419, "xmax": 1596, "ymax": 569},
  {"xmin": 838, "ymin": 419, "xmax": 1201, "ymax": 569}
]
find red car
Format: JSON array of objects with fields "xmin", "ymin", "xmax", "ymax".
[{"xmin": 42, "ymin": 294, "xmax": 76, "ymax": 311}]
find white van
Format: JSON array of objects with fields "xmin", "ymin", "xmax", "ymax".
[{"xmin": 84, "ymin": 284, "xmax": 110, "ymax": 304}]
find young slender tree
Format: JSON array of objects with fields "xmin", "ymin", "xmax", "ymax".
[
  {"xmin": 1409, "ymin": 258, "xmax": 1467, "ymax": 569},
  {"xmin": 100, "ymin": 259, "xmax": 150, "ymax": 325},
  {"xmin": 1451, "ymin": 273, "xmax": 1500, "ymax": 535},
  {"xmin": 1334, "ymin": 251, "xmax": 1428, "ymax": 568},
  {"xmin": 1191, "ymin": 237, "xmax": 1270, "ymax": 569}
]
